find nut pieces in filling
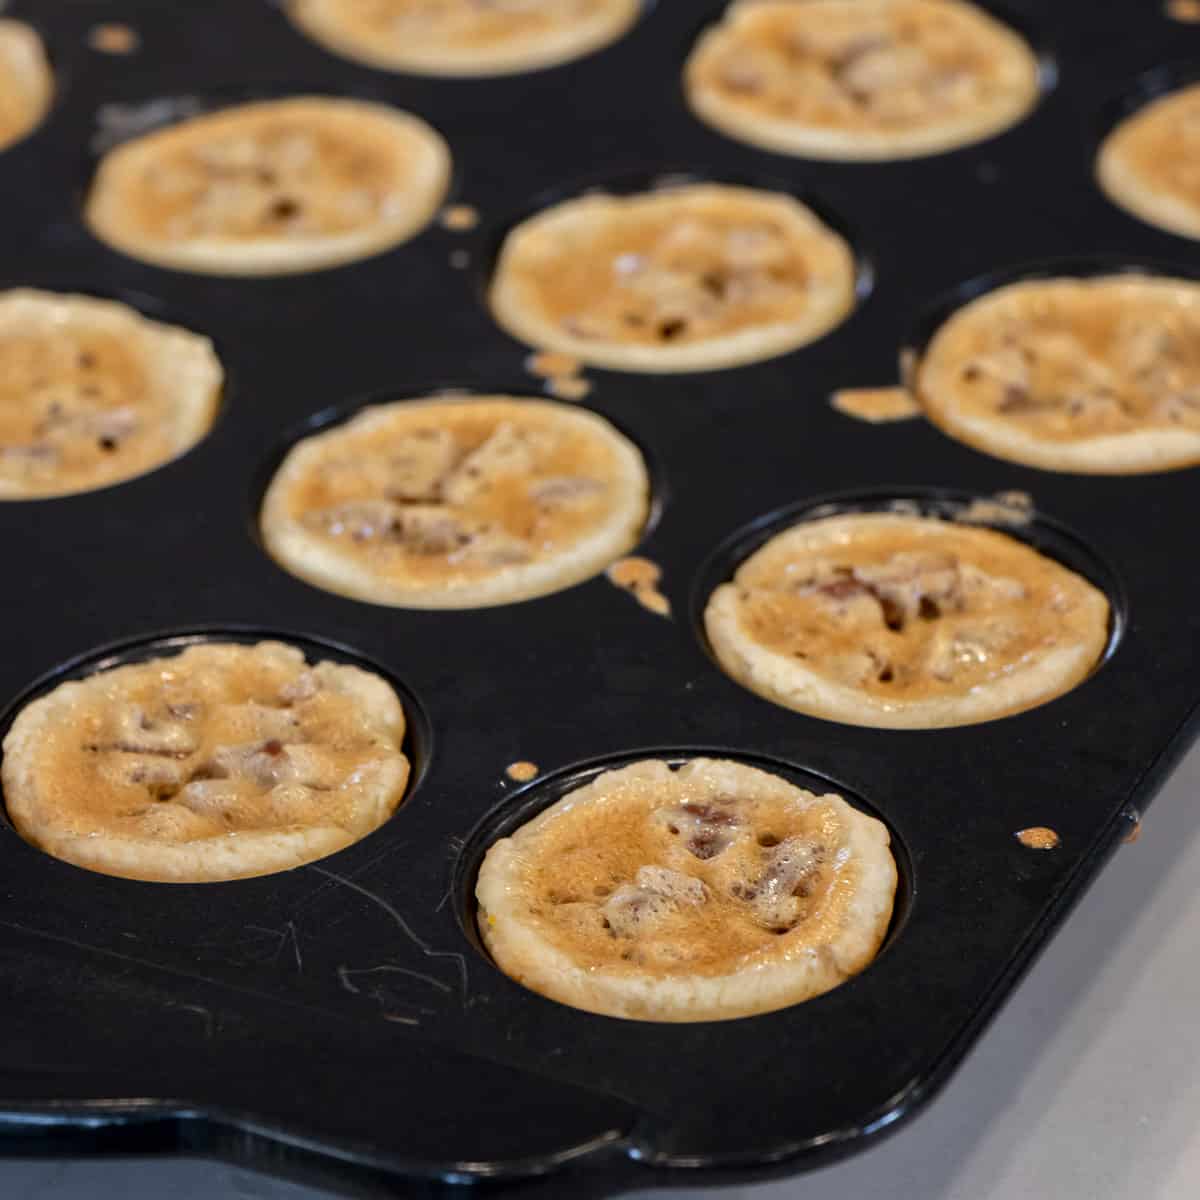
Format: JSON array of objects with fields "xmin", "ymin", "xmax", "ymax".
[
  {"xmin": 476, "ymin": 758, "xmax": 897, "ymax": 1021},
  {"xmin": 916, "ymin": 275, "xmax": 1200, "ymax": 473},
  {"xmin": 489, "ymin": 183, "xmax": 857, "ymax": 372},
  {"xmin": 1, "ymin": 641, "xmax": 410, "ymax": 882},
  {"xmin": 0, "ymin": 289, "xmax": 222, "ymax": 499},
  {"xmin": 84, "ymin": 96, "xmax": 451, "ymax": 275},
  {"xmin": 684, "ymin": 0, "xmax": 1041, "ymax": 161},
  {"xmin": 260, "ymin": 395, "xmax": 650, "ymax": 608},
  {"xmin": 704, "ymin": 512, "xmax": 1110, "ymax": 728}
]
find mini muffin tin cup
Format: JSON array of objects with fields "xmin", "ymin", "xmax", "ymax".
[{"xmin": 0, "ymin": 0, "xmax": 1196, "ymax": 1194}]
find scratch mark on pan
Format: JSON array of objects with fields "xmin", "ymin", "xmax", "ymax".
[
  {"xmin": 171, "ymin": 1002, "xmax": 214, "ymax": 1039},
  {"xmin": 0, "ymin": 920, "xmax": 345, "ymax": 1025},
  {"xmin": 292, "ymin": 842, "xmax": 406, "ymax": 915},
  {"xmin": 338, "ymin": 964, "xmax": 453, "ymax": 996},
  {"xmin": 245, "ymin": 922, "xmax": 304, "ymax": 972},
  {"xmin": 312, "ymin": 866, "xmax": 469, "ymax": 1005}
]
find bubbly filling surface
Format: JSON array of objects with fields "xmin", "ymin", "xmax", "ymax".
[
  {"xmin": 688, "ymin": 0, "xmax": 1035, "ymax": 133},
  {"xmin": 727, "ymin": 517, "xmax": 1106, "ymax": 702},
  {"xmin": 493, "ymin": 771, "xmax": 862, "ymax": 977},
  {"xmin": 104, "ymin": 100, "xmax": 432, "ymax": 243},
  {"xmin": 16, "ymin": 643, "xmax": 407, "ymax": 844},
  {"xmin": 499, "ymin": 188, "xmax": 852, "ymax": 348},
  {"xmin": 920, "ymin": 278, "xmax": 1200, "ymax": 440},
  {"xmin": 277, "ymin": 400, "xmax": 638, "ymax": 586}
]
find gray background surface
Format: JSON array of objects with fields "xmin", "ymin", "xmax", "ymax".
[{"xmin": 4, "ymin": 744, "xmax": 1198, "ymax": 1200}]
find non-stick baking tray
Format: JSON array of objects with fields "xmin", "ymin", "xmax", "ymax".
[{"xmin": 0, "ymin": 0, "xmax": 1196, "ymax": 1195}]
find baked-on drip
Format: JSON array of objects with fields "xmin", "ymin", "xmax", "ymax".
[
  {"xmin": 476, "ymin": 758, "xmax": 897, "ymax": 1021},
  {"xmin": 917, "ymin": 275, "xmax": 1200, "ymax": 473},
  {"xmin": 285, "ymin": 0, "xmax": 640, "ymax": 76},
  {"xmin": 489, "ymin": 183, "xmax": 856, "ymax": 372},
  {"xmin": 260, "ymin": 395, "xmax": 650, "ymax": 608},
  {"xmin": 84, "ymin": 97, "xmax": 450, "ymax": 275},
  {"xmin": 685, "ymin": 0, "xmax": 1040, "ymax": 161},
  {"xmin": 0, "ymin": 289, "xmax": 222, "ymax": 499},
  {"xmin": 2, "ymin": 642, "xmax": 410, "ymax": 882},
  {"xmin": 705, "ymin": 513, "xmax": 1109, "ymax": 728}
]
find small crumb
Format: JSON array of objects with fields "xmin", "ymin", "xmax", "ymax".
[
  {"xmin": 449, "ymin": 249, "xmax": 470, "ymax": 270},
  {"xmin": 831, "ymin": 386, "xmax": 921, "ymax": 423},
  {"xmin": 526, "ymin": 350, "xmax": 582, "ymax": 380},
  {"xmin": 1125, "ymin": 821, "xmax": 1143, "ymax": 844},
  {"xmin": 1016, "ymin": 827, "xmax": 1061, "ymax": 851},
  {"xmin": 1168, "ymin": 0, "xmax": 1200, "ymax": 20},
  {"xmin": 898, "ymin": 347, "xmax": 919, "ymax": 391},
  {"xmin": 440, "ymin": 203, "xmax": 479, "ymax": 232},
  {"xmin": 547, "ymin": 375, "xmax": 592, "ymax": 401},
  {"xmin": 637, "ymin": 589, "xmax": 671, "ymax": 617},
  {"xmin": 955, "ymin": 491, "xmax": 1034, "ymax": 528},
  {"xmin": 607, "ymin": 557, "xmax": 671, "ymax": 618},
  {"xmin": 505, "ymin": 761, "xmax": 539, "ymax": 783},
  {"xmin": 89, "ymin": 23, "xmax": 140, "ymax": 54}
]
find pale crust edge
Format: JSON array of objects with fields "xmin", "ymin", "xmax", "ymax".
[
  {"xmin": 0, "ymin": 288, "xmax": 223, "ymax": 500},
  {"xmin": 83, "ymin": 99, "xmax": 452, "ymax": 276},
  {"xmin": 475, "ymin": 759, "xmax": 897, "ymax": 1022},
  {"xmin": 702, "ymin": 518, "xmax": 1111, "ymax": 729},
  {"xmin": 487, "ymin": 187, "xmax": 857, "ymax": 373},
  {"xmin": 286, "ymin": 0, "xmax": 641, "ymax": 76},
  {"xmin": 683, "ymin": 1, "xmax": 1041, "ymax": 162},
  {"xmin": 259, "ymin": 397, "xmax": 651, "ymax": 609},
  {"xmin": 1, "ymin": 643, "xmax": 411, "ymax": 883}
]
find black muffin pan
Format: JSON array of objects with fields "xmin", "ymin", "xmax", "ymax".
[{"xmin": 0, "ymin": 1, "xmax": 1196, "ymax": 1195}]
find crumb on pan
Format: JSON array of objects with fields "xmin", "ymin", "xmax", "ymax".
[
  {"xmin": 89, "ymin": 23, "xmax": 140, "ymax": 54},
  {"xmin": 506, "ymin": 761, "xmax": 539, "ymax": 783},
  {"xmin": 954, "ymin": 491, "xmax": 1034, "ymax": 527},
  {"xmin": 440, "ymin": 204, "xmax": 479, "ymax": 232},
  {"xmin": 547, "ymin": 375, "xmax": 592, "ymax": 401},
  {"xmin": 831, "ymin": 386, "xmax": 921, "ymax": 423},
  {"xmin": 608, "ymin": 556, "xmax": 670, "ymax": 617},
  {"xmin": 527, "ymin": 350, "xmax": 583, "ymax": 380},
  {"xmin": 1016, "ymin": 827, "xmax": 1060, "ymax": 850}
]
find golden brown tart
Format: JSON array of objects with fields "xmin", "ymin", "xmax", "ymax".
[
  {"xmin": 685, "ymin": 0, "xmax": 1040, "ymax": 161},
  {"xmin": 489, "ymin": 183, "xmax": 856, "ymax": 373},
  {"xmin": 1098, "ymin": 83, "xmax": 1200, "ymax": 241},
  {"xmin": 477, "ymin": 757, "xmax": 897, "ymax": 1021},
  {"xmin": 917, "ymin": 275, "xmax": 1200, "ymax": 473},
  {"xmin": 0, "ymin": 20, "xmax": 52, "ymax": 153},
  {"xmin": 260, "ymin": 395, "xmax": 650, "ymax": 608},
  {"xmin": 2, "ymin": 641, "xmax": 410, "ymax": 882},
  {"xmin": 0, "ymin": 289, "xmax": 221, "ymax": 500},
  {"xmin": 84, "ymin": 96, "xmax": 450, "ymax": 275},
  {"xmin": 705, "ymin": 512, "xmax": 1109, "ymax": 728},
  {"xmin": 286, "ymin": 0, "xmax": 640, "ymax": 76}
]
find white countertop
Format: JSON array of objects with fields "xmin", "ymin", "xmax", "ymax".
[{"xmin": 7, "ymin": 745, "xmax": 1200, "ymax": 1200}]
